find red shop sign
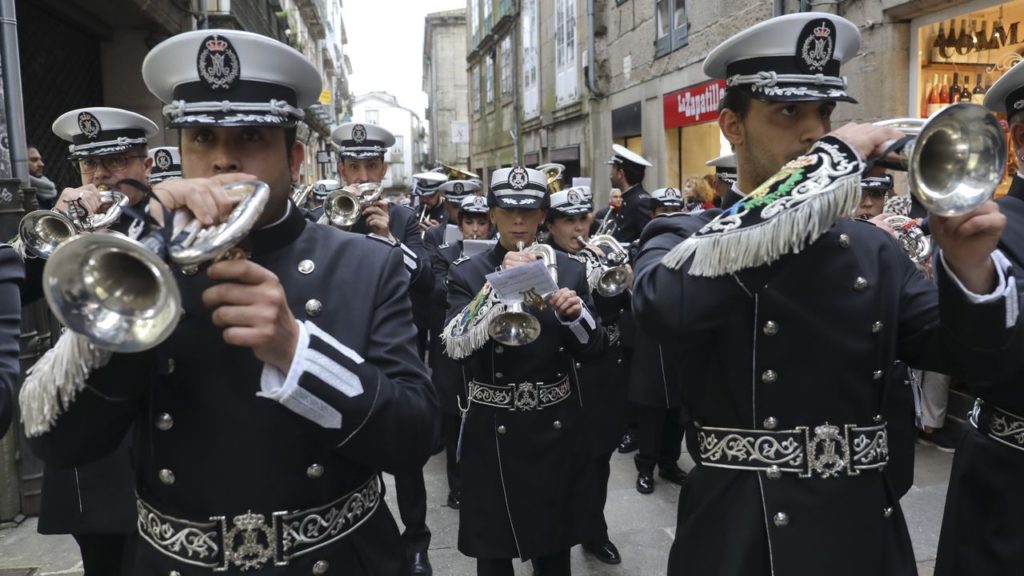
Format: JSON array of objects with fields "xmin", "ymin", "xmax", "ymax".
[{"xmin": 663, "ymin": 79, "xmax": 726, "ymax": 129}]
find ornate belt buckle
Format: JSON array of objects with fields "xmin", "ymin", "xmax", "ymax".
[
  {"xmin": 218, "ymin": 511, "xmax": 277, "ymax": 571},
  {"xmin": 514, "ymin": 382, "xmax": 539, "ymax": 410},
  {"xmin": 800, "ymin": 423, "xmax": 854, "ymax": 479}
]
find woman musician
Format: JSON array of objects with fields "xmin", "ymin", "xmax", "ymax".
[{"xmin": 442, "ymin": 167, "xmax": 604, "ymax": 576}]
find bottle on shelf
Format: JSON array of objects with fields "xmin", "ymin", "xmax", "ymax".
[
  {"xmin": 967, "ymin": 21, "xmax": 979, "ymax": 64},
  {"xmin": 972, "ymin": 72, "xmax": 986, "ymax": 105},
  {"xmin": 932, "ymin": 22, "xmax": 946, "ymax": 64},
  {"xmin": 977, "ymin": 21, "xmax": 989, "ymax": 63},
  {"xmin": 991, "ymin": 9, "xmax": 1006, "ymax": 49},
  {"xmin": 950, "ymin": 72, "xmax": 960, "ymax": 106},
  {"xmin": 945, "ymin": 19, "xmax": 959, "ymax": 63},
  {"xmin": 960, "ymin": 76, "xmax": 972, "ymax": 102},
  {"xmin": 956, "ymin": 20, "xmax": 972, "ymax": 60},
  {"xmin": 927, "ymin": 74, "xmax": 943, "ymax": 117},
  {"xmin": 922, "ymin": 74, "xmax": 933, "ymax": 117},
  {"xmin": 939, "ymin": 74, "xmax": 950, "ymax": 109}
]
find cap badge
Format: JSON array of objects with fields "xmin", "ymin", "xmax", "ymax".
[
  {"xmin": 453, "ymin": 182, "xmax": 464, "ymax": 194},
  {"xmin": 197, "ymin": 34, "xmax": 241, "ymax": 92},
  {"xmin": 568, "ymin": 189, "xmax": 581, "ymax": 205},
  {"xmin": 508, "ymin": 167, "xmax": 529, "ymax": 191},
  {"xmin": 352, "ymin": 124, "xmax": 367, "ymax": 144},
  {"xmin": 154, "ymin": 149, "xmax": 173, "ymax": 170},
  {"xmin": 797, "ymin": 19, "xmax": 835, "ymax": 74},
  {"xmin": 665, "ymin": 188, "xmax": 680, "ymax": 200},
  {"xmin": 77, "ymin": 112, "xmax": 101, "ymax": 140}
]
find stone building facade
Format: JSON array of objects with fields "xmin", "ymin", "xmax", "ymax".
[{"xmin": 424, "ymin": 9, "xmax": 472, "ymax": 170}]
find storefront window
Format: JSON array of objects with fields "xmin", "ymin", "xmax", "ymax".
[{"xmin": 913, "ymin": 1, "xmax": 1023, "ymax": 192}]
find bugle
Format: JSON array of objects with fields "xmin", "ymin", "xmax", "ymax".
[
  {"xmin": 487, "ymin": 241, "xmax": 559, "ymax": 347},
  {"xmin": 576, "ymin": 234, "xmax": 632, "ymax": 297},
  {"xmin": 318, "ymin": 182, "xmax": 383, "ymax": 229}
]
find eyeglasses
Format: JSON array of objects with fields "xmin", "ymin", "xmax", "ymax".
[{"xmin": 75, "ymin": 154, "xmax": 146, "ymax": 174}]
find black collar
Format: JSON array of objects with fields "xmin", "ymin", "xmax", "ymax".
[
  {"xmin": 621, "ymin": 183, "xmax": 644, "ymax": 199},
  {"xmin": 1009, "ymin": 175, "xmax": 1024, "ymax": 202},
  {"xmin": 249, "ymin": 200, "xmax": 306, "ymax": 256}
]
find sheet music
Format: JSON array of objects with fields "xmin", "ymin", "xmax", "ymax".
[
  {"xmin": 486, "ymin": 259, "xmax": 559, "ymax": 303},
  {"xmin": 462, "ymin": 239, "xmax": 495, "ymax": 257},
  {"xmin": 444, "ymin": 224, "xmax": 463, "ymax": 245}
]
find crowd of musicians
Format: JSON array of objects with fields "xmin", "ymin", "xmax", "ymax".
[{"xmin": 0, "ymin": 9, "xmax": 1023, "ymax": 576}]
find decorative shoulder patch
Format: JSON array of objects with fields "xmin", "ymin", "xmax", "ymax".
[
  {"xmin": 662, "ymin": 135, "xmax": 862, "ymax": 277},
  {"xmin": 366, "ymin": 233, "xmax": 397, "ymax": 246},
  {"xmin": 452, "ymin": 255, "xmax": 470, "ymax": 266}
]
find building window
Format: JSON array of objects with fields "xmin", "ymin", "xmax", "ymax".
[
  {"xmin": 471, "ymin": 0, "xmax": 479, "ymax": 44},
  {"xmin": 655, "ymin": 0, "xmax": 687, "ymax": 58},
  {"xmin": 471, "ymin": 65, "xmax": 481, "ymax": 114},
  {"xmin": 500, "ymin": 35, "xmax": 512, "ymax": 98},
  {"xmin": 555, "ymin": 0, "xmax": 578, "ymax": 107},
  {"xmin": 485, "ymin": 53, "xmax": 495, "ymax": 107},
  {"xmin": 365, "ymin": 109, "xmax": 379, "ymax": 125},
  {"xmin": 521, "ymin": 0, "xmax": 540, "ymax": 119},
  {"xmin": 483, "ymin": 0, "xmax": 492, "ymax": 35},
  {"xmin": 392, "ymin": 135, "xmax": 404, "ymax": 158}
]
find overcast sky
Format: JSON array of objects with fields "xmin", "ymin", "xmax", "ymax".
[{"xmin": 342, "ymin": 0, "xmax": 464, "ymax": 121}]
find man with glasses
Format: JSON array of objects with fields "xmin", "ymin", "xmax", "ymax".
[{"xmin": 34, "ymin": 106, "xmax": 159, "ymax": 576}]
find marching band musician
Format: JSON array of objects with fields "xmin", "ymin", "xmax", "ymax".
[
  {"xmin": 855, "ymin": 174, "xmax": 894, "ymax": 220},
  {"xmin": 934, "ymin": 59, "xmax": 1024, "ymax": 576},
  {"xmin": 412, "ymin": 171, "xmax": 449, "ymax": 232},
  {"xmin": 0, "ymin": 243, "xmax": 20, "ymax": 436},
  {"xmin": 606, "ymin": 145, "xmax": 653, "ymax": 245},
  {"xmin": 629, "ymin": 188, "xmax": 689, "ymax": 497},
  {"xmin": 423, "ymin": 178, "xmax": 481, "ymax": 252},
  {"xmin": 148, "ymin": 146, "xmax": 182, "ymax": 185},
  {"xmin": 23, "ymin": 28, "xmax": 436, "ymax": 575},
  {"xmin": 429, "ymin": 194, "xmax": 492, "ymax": 511},
  {"xmin": 632, "ymin": 13, "xmax": 1019, "ymax": 576},
  {"xmin": 442, "ymin": 167, "xmax": 604, "ymax": 576},
  {"xmin": 542, "ymin": 186, "xmax": 627, "ymax": 565},
  {"xmin": 32, "ymin": 106, "xmax": 161, "ymax": 576}
]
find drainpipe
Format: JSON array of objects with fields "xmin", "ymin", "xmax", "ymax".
[
  {"xmin": 511, "ymin": 0, "xmax": 521, "ymax": 164},
  {"xmin": 587, "ymin": 0, "xmax": 603, "ymax": 97},
  {"xmin": 1, "ymin": 0, "xmax": 27, "ymax": 186},
  {"xmin": 774, "ymin": 0, "xmax": 785, "ymax": 17}
]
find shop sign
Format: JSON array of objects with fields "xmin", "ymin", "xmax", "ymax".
[{"xmin": 663, "ymin": 80, "xmax": 726, "ymax": 129}]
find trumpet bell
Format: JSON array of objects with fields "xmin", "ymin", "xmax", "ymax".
[
  {"xmin": 596, "ymin": 266, "xmax": 632, "ymax": 298},
  {"xmin": 487, "ymin": 308, "xmax": 542, "ymax": 347},
  {"xmin": 19, "ymin": 210, "xmax": 77, "ymax": 259},
  {"xmin": 44, "ymin": 233, "xmax": 181, "ymax": 353}
]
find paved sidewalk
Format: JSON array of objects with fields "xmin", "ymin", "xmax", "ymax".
[{"xmin": 0, "ymin": 444, "xmax": 952, "ymax": 575}]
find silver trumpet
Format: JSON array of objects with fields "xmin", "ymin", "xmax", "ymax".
[
  {"xmin": 882, "ymin": 215, "xmax": 931, "ymax": 264},
  {"xmin": 13, "ymin": 189, "xmax": 131, "ymax": 259},
  {"xmin": 576, "ymin": 234, "xmax": 633, "ymax": 297},
  {"xmin": 318, "ymin": 182, "xmax": 383, "ymax": 229},
  {"xmin": 488, "ymin": 240, "xmax": 559, "ymax": 347},
  {"xmin": 873, "ymin": 103, "xmax": 1006, "ymax": 217},
  {"xmin": 594, "ymin": 211, "xmax": 618, "ymax": 238},
  {"xmin": 43, "ymin": 180, "xmax": 270, "ymax": 353}
]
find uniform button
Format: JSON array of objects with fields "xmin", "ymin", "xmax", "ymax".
[
  {"xmin": 873, "ymin": 370, "xmax": 884, "ymax": 380},
  {"xmin": 306, "ymin": 463, "xmax": 325, "ymax": 479},
  {"xmin": 556, "ymin": 372, "xmax": 564, "ymax": 378},
  {"xmin": 766, "ymin": 465, "xmax": 782, "ymax": 480},
  {"xmin": 616, "ymin": 358, "xmax": 623, "ymax": 365},
  {"xmin": 155, "ymin": 413, "xmax": 174, "ymax": 431},
  {"xmin": 874, "ymin": 414, "xmax": 884, "ymax": 423},
  {"xmin": 181, "ymin": 265, "xmax": 199, "ymax": 276},
  {"xmin": 167, "ymin": 358, "xmax": 175, "ymax": 374},
  {"xmin": 159, "ymin": 469, "xmax": 176, "ymax": 485},
  {"xmin": 305, "ymin": 299, "xmax": 323, "ymax": 317},
  {"xmin": 312, "ymin": 560, "xmax": 329, "ymax": 574},
  {"xmin": 298, "ymin": 259, "xmax": 316, "ymax": 275},
  {"xmin": 853, "ymin": 277, "xmax": 869, "ymax": 292},
  {"xmin": 497, "ymin": 425, "xmax": 507, "ymax": 435},
  {"xmin": 495, "ymin": 372, "xmax": 504, "ymax": 379},
  {"xmin": 773, "ymin": 512, "xmax": 789, "ymax": 527},
  {"xmin": 763, "ymin": 417, "xmax": 778, "ymax": 430},
  {"xmin": 574, "ymin": 362, "xmax": 582, "ymax": 370},
  {"xmin": 170, "ymin": 571, "xmax": 182, "ymax": 576},
  {"xmin": 762, "ymin": 321, "xmax": 779, "ymax": 336},
  {"xmin": 761, "ymin": 370, "xmax": 778, "ymax": 384},
  {"xmin": 883, "ymin": 506, "xmax": 894, "ymax": 518},
  {"xmin": 872, "ymin": 321, "xmax": 884, "ymax": 333},
  {"xmin": 495, "ymin": 345, "xmax": 504, "ymax": 354},
  {"xmin": 839, "ymin": 234, "xmax": 851, "ymax": 248},
  {"xmin": 558, "ymin": 347, "xmax": 565, "ymax": 353},
  {"xmin": 553, "ymin": 420, "xmax": 562, "ymax": 430}
]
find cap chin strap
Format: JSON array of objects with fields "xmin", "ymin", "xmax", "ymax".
[
  {"xmin": 727, "ymin": 71, "xmax": 848, "ymax": 90},
  {"xmin": 163, "ymin": 99, "xmax": 304, "ymax": 121},
  {"xmin": 69, "ymin": 136, "xmax": 149, "ymax": 154}
]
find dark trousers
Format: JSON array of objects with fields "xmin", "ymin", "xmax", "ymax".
[
  {"xmin": 73, "ymin": 533, "xmax": 127, "ymax": 576},
  {"xmin": 443, "ymin": 413, "xmax": 462, "ymax": 494},
  {"xmin": 476, "ymin": 550, "xmax": 571, "ymax": 576},
  {"xmin": 635, "ymin": 405, "xmax": 684, "ymax": 472},
  {"xmin": 584, "ymin": 448, "xmax": 614, "ymax": 544},
  {"xmin": 395, "ymin": 470, "xmax": 431, "ymax": 555}
]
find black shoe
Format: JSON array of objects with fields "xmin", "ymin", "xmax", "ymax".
[
  {"xmin": 659, "ymin": 464, "xmax": 688, "ymax": 485},
  {"xmin": 917, "ymin": 427, "xmax": 960, "ymax": 453},
  {"xmin": 411, "ymin": 551, "xmax": 432, "ymax": 576},
  {"xmin": 617, "ymin": 431, "xmax": 637, "ymax": 454},
  {"xmin": 446, "ymin": 490, "xmax": 461, "ymax": 509},
  {"xmin": 583, "ymin": 540, "xmax": 622, "ymax": 565},
  {"xmin": 636, "ymin": 470, "xmax": 654, "ymax": 494}
]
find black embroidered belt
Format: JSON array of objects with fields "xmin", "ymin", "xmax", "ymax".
[
  {"xmin": 469, "ymin": 377, "xmax": 571, "ymax": 411},
  {"xmin": 136, "ymin": 474, "xmax": 381, "ymax": 571},
  {"xmin": 695, "ymin": 421, "xmax": 889, "ymax": 479},
  {"xmin": 970, "ymin": 398, "xmax": 1024, "ymax": 453}
]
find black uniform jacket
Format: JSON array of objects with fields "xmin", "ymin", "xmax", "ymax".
[
  {"xmin": 632, "ymin": 208, "xmax": 1019, "ymax": 576},
  {"xmin": 0, "ymin": 245, "xmax": 21, "ymax": 437},
  {"xmin": 611, "ymin": 183, "xmax": 652, "ymax": 244},
  {"xmin": 429, "ymin": 240, "xmax": 469, "ymax": 415},
  {"xmin": 935, "ymin": 175, "xmax": 1024, "ymax": 576},
  {"xmin": 445, "ymin": 243, "xmax": 604, "ymax": 560},
  {"xmin": 29, "ymin": 203, "xmax": 437, "ymax": 575}
]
